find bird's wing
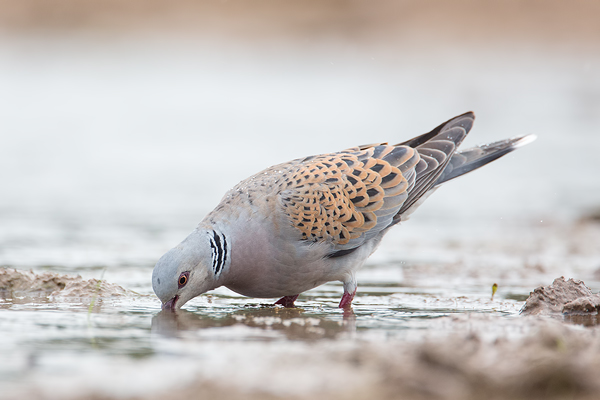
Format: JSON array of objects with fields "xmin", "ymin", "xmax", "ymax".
[
  {"xmin": 393, "ymin": 111, "xmax": 474, "ymax": 221},
  {"xmin": 278, "ymin": 112, "xmax": 477, "ymax": 256},
  {"xmin": 278, "ymin": 144, "xmax": 420, "ymax": 253}
]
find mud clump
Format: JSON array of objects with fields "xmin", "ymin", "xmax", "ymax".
[
  {"xmin": 521, "ymin": 277, "xmax": 600, "ymax": 316},
  {"xmin": 0, "ymin": 268, "xmax": 128, "ymax": 299}
]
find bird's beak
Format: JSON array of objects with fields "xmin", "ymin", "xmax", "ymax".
[{"xmin": 162, "ymin": 295, "xmax": 179, "ymax": 311}]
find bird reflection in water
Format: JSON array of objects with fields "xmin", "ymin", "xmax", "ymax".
[{"xmin": 151, "ymin": 304, "xmax": 356, "ymax": 340}]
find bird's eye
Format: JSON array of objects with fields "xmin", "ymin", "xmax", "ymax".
[{"xmin": 178, "ymin": 271, "xmax": 190, "ymax": 288}]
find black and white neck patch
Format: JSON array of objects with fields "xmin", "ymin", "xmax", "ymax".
[{"xmin": 208, "ymin": 230, "xmax": 229, "ymax": 278}]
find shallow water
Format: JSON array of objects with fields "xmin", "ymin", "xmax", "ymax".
[
  {"xmin": 1, "ymin": 32, "xmax": 600, "ymax": 399},
  {"xmin": 3, "ymin": 218, "xmax": 600, "ymax": 399},
  {"xmin": 1, "ymin": 266, "xmax": 523, "ymax": 399}
]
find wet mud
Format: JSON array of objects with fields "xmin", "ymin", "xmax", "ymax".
[
  {"xmin": 62, "ymin": 316, "xmax": 600, "ymax": 400},
  {"xmin": 521, "ymin": 277, "xmax": 600, "ymax": 317},
  {"xmin": 0, "ymin": 268, "xmax": 130, "ymax": 301},
  {"xmin": 5, "ymin": 272, "xmax": 600, "ymax": 400}
]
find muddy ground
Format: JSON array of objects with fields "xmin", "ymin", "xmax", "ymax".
[{"xmin": 3, "ymin": 262, "xmax": 600, "ymax": 400}]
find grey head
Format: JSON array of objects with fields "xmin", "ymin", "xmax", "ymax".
[{"xmin": 152, "ymin": 229, "xmax": 222, "ymax": 311}]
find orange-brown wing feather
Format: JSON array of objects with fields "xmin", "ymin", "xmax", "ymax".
[{"xmin": 279, "ymin": 145, "xmax": 419, "ymax": 250}]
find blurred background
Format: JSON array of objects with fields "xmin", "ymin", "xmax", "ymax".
[{"xmin": 1, "ymin": 0, "xmax": 599, "ymax": 271}]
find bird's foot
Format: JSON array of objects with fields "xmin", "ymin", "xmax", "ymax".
[
  {"xmin": 274, "ymin": 294, "xmax": 299, "ymax": 308},
  {"xmin": 338, "ymin": 289, "xmax": 356, "ymax": 309}
]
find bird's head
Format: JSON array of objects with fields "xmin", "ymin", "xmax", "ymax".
[{"xmin": 152, "ymin": 230, "xmax": 218, "ymax": 311}]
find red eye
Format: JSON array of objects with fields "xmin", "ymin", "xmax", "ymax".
[{"xmin": 178, "ymin": 272, "xmax": 189, "ymax": 288}]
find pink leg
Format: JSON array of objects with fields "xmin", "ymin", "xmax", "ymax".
[
  {"xmin": 338, "ymin": 289, "xmax": 356, "ymax": 309},
  {"xmin": 275, "ymin": 294, "xmax": 299, "ymax": 308}
]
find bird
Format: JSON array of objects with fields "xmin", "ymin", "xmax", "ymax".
[{"xmin": 152, "ymin": 112, "xmax": 535, "ymax": 311}]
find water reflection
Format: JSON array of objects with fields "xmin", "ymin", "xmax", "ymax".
[{"xmin": 151, "ymin": 306, "xmax": 356, "ymax": 340}]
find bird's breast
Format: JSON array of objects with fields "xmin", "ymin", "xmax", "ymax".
[{"xmin": 219, "ymin": 212, "xmax": 339, "ymax": 298}]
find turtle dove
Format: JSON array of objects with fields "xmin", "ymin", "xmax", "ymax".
[{"xmin": 152, "ymin": 112, "xmax": 535, "ymax": 310}]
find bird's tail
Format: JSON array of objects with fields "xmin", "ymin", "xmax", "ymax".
[
  {"xmin": 391, "ymin": 112, "xmax": 535, "ymax": 223},
  {"xmin": 434, "ymin": 134, "xmax": 537, "ymax": 186}
]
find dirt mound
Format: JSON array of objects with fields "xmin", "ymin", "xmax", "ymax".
[
  {"xmin": 521, "ymin": 277, "xmax": 600, "ymax": 316},
  {"xmin": 0, "ymin": 268, "xmax": 128, "ymax": 299}
]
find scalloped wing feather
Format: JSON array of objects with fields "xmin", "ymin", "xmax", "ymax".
[
  {"xmin": 279, "ymin": 145, "xmax": 418, "ymax": 250},
  {"xmin": 278, "ymin": 112, "xmax": 478, "ymax": 252},
  {"xmin": 278, "ymin": 112, "xmax": 482, "ymax": 253}
]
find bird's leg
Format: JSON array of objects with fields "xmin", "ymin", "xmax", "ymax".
[
  {"xmin": 339, "ymin": 277, "xmax": 357, "ymax": 309},
  {"xmin": 338, "ymin": 290, "xmax": 356, "ymax": 308},
  {"xmin": 275, "ymin": 294, "xmax": 299, "ymax": 308}
]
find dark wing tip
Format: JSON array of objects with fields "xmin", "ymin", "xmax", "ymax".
[{"xmin": 396, "ymin": 111, "xmax": 476, "ymax": 149}]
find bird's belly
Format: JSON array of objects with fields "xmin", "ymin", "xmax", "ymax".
[
  {"xmin": 224, "ymin": 257, "xmax": 334, "ymax": 298},
  {"xmin": 219, "ymin": 210, "xmax": 363, "ymax": 299},
  {"xmin": 224, "ymin": 231, "xmax": 344, "ymax": 298},
  {"xmin": 225, "ymin": 280, "xmax": 323, "ymax": 298}
]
